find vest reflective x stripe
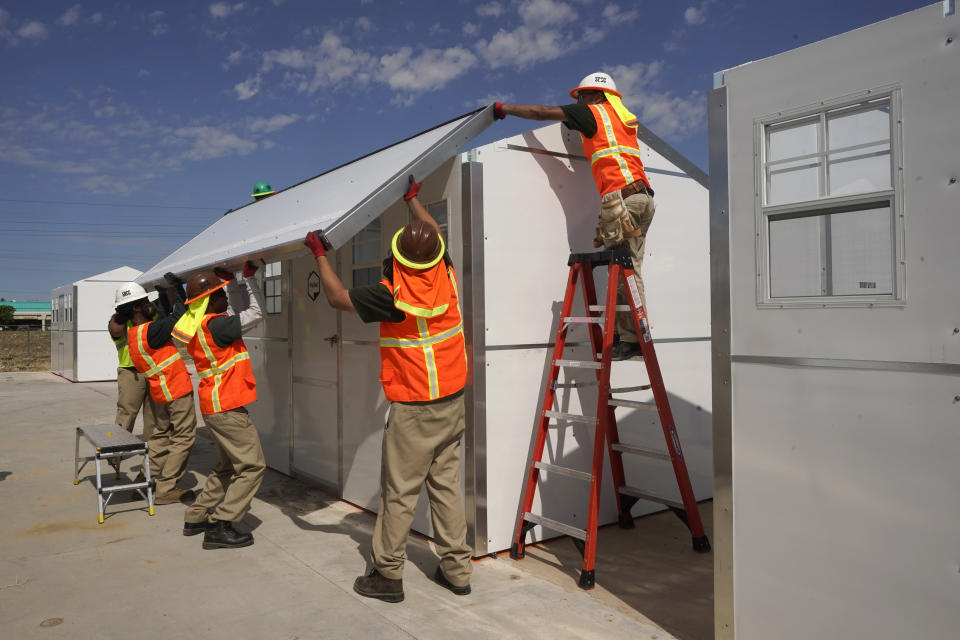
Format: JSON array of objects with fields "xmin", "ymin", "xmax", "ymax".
[
  {"xmin": 188, "ymin": 314, "xmax": 256, "ymax": 414},
  {"xmin": 127, "ymin": 323, "xmax": 193, "ymax": 403},
  {"xmin": 582, "ymin": 102, "xmax": 650, "ymax": 197},
  {"xmin": 378, "ymin": 266, "xmax": 467, "ymax": 402},
  {"xmin": 113, "ymin": 321, "xmax": 133, "ymax": 368}
]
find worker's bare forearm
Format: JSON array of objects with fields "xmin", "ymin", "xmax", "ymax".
[
  {"xmin": 502, "ymin": 104, "xmax": 566, "ymax": 121},
  {"xmin": 406, "ymin": 196, "xmax": 441, "ymax": 235},
  {"xmin": 314, "ymin": 255, "xmax": 356, "ymax": 313}
]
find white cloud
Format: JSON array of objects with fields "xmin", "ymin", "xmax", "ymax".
[
  {"xmin": 260, "ymin": 33, "xmax": 374, "ymax": 95},
  {"xmin": 144, "ymin": 10, "xmax": 168, "ymax": 36},
  {"xmin": 223, "ymin": 49, "xmax": 243, "ymax": 70},
  {"xmin": 476, "ymin": 3, "xmax": 504, "ymax": 18},
  {"xmin": 518, "ymin": 0, "xmax": 576, "ymax": 29},
  {"xmin": 475, "ymin": 26, "xmax": 566, "ymax": 70},
  {"xmin": 58, "ymin": 5, "xmax": 82, "ymax": 27},
  {"xmin": 137, "ymin": 68, "xmax": 151, "ymax": 77},
  {"xmin": 233, "ymin": 75, "xmax": 262, "ymax": 100},
  {"xmin": 462, "ymin": 22, "xmax": 478, "ymax": 36},
  {"xmin": 248, "ymin": 113, "xmax": 300, "ymax": 134},
  {"xmin": 467, "ymin": 92, "xmax": 515, "ymax": 109},
  {"xmin": 606, "ymin": 62, "xmax": 706, "ymax": 138},
  {"xmin": 17, "ymin": 21, "xmax": 48, "ymax": 41},
  {"xmin": 90, "ymin": 12, "xmax": 103, "ymax": 24},
  {"xmin": 378, "ymin": 46, "xmax": 476, "ymax": 92},
  {"xmin": 684, "ymin": 1, "xmax": 713, "ymax": 26},
  {"xmin": 602, "ymin": 4, "xmax": 638, "ymax": 23},
  {"xmin": 174, "ymin": 126, "xmax": 257, "ymax": 161},
  {"xmin": 209, "ymin": 2, "xmax": 246, "ymax": 19},
  {"xmin": 355, "ymin": 16, "xmax": 373, "ymax": 32}
]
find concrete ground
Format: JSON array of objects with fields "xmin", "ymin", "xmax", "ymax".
[{"xmin": 0, "ymin": 372, "xmax": 713, "ymax": 639}]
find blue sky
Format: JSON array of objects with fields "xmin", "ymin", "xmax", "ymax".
[{"xmin": 0, "ymin": 0, "xmax": 931, "ymax": 302}]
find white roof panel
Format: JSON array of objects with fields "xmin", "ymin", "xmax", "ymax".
[{"xmin": 137, "ymin": 106, "xmax": 494, "ymax": 286}]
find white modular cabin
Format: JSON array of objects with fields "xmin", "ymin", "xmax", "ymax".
[
  {"xmin": 137, "ymin": 106, "xmax": 713, "ymax": 556},
  {"xmin": 50, "ymin": 266, "xmax": 143, "ymax": 382},
  {"xmin": 709, "ymin": 3, "xmax": 960, "ymax": 639}
]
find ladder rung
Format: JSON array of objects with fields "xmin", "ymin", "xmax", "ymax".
[
  {"xmin": 534, "ymin": 461, "xmax": 593, "ymax": 482},
  {"xmin": 588, "ymin": 305, "xmax": 631, "ymax": 312},
  {"xmin": 524, "ymin": 513, "xmax": 587, "ymax": 541},
  {"xmin": 553, "ymin": 381, "xmax": 598, "ymax": 389},
  {"xmin": 610, "ymin": 384, "xmax": 652, "ymax": 393},
  {"xmin": 611, "ymin": 443, "xmax": 670, "ymax": 461},
  {"xmin": 563, "ymin": 316, "xmax": 603, "ymax": 324},
  {"xmin": 555, "ymin": 359, "xmax": 602, "ymax": 370},
  {"xmin": 618, "ymin": 485, "xmax": 684, "ymax": 509},
  {"xmin": 101, "ymin": 482, "xmax": 150, "ymax": 494},
  {"xmin": 609, "ymin": 398, "xmax": 657, "ymax": 411},
  {"xmin": 544, "ymin": 410, "xmax": 596, "ymax": 425}
]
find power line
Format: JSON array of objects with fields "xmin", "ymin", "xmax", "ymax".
[
  {"xmin": 1, "ymin": 220, "xmax": 210, "ymax": 230},
  {"xmin": 0, "ymin": 197, "xmax": 223, "ymax": 211},
  {"xmin": 0, "ymin": 228, "xmax": 194, "ymax": 237}
]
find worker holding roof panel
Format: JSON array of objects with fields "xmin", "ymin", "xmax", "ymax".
[
  {"xmin": 495, "ymin": 72, "xmax": 656, "ymax": 361},
  {"xmin": 108, "ymin": 285, "xmax": 159, "ymax": 440},
  {"xmin": 174, "ymin": 262, "xmax": 267, "ymax": 549},
  {"xmin": 304, "ymin": 176, "xmax": 472, "ymax": 603}
]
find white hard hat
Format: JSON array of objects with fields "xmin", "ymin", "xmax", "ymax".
[
  {"xmin": 114, "ymin": 282, "xmax": 158, "ymax": 310},
  {"xmin": 570, "ymin": 72, "xmax": 621, "ymax": 99}
]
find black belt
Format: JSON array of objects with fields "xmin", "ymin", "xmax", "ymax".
[{"xmin": 621, "ymin": 181, "xmax": 654, "ymax": 199}]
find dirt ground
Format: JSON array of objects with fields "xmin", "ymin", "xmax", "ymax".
[{"xmin": 0, "ymin": 330, "xmax": 50, "ymax": 372}]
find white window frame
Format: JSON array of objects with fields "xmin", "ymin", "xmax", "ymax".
[
  {"xmin": 351, "ymin": 217, "xmax": 382, "ymax": 288},
  {"xmin": 754, "ymin": 86, "xmax": 905, "ymax": 308},
  {"xmin": 261, "ymin": 261, "xmax": 283, "ymax": 315}
]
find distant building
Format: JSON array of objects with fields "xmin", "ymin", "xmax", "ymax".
[{"xmin": 0, "ymin": 301, "xmax": 51, "ymax": 329}]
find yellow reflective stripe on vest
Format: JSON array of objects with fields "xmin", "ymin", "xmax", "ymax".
[
  {"xmin": 593, "ymin": 106, "xmax": 635, "ymax": 185},
  {"xmin": 135, "ymin": 325, "xmax": 174, "ymax": 402},
  {"xmin": 379, "ymin": 321, "xmax": 464, "ymax": 349},
  {"xmin": 415, "ymin": 318, "xmax": 440, "ymax": 400},
  {"xmin": 195, "ymin": 325, "xmax": 223, "ymax": 413},
  {"xmin": 590, "ymin": 145, "xmax": 643, "ymax": 163},
  {"xmin": 196, "ymin": 352, "xmax": 251, "ymax": 379},
  {"xmin": 144, "ymin": 352, "xmax": 182, "ymax": 378}
]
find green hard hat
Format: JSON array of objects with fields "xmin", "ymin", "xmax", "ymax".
[{"xmin": 252, "ymin": 181, "xmax": 275, "ymax": 198}]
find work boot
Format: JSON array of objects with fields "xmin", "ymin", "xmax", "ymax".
[
  {"xmin": 202, "ymin": 520, "xmax": 254, "ymax": 549},
  {"xmin": 353, "ymin": 568, "xmax": 404, "ymax": 603},
  {"xmin": 182, "ymin": 520, "xmax": 214, "ymax": 536},
  {"xmin": 611, "ymin": 341, "xmax": 643, "ymax": 361},
  {"xmin": 433, "ymin": 566, "xmax": 471, "ymax": 596},
  {"xmin": 154, "ymin": 487, "xmax": 196, "ymax": 505}
]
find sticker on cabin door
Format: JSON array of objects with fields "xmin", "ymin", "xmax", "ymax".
[{"xmin": 307, "ymin": 271, "xmax": 321, "ymax": 301}]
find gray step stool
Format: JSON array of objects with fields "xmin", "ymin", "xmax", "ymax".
[{"xmin": 74, "ymin": 425, "xmax": 155, "ymax": 523}]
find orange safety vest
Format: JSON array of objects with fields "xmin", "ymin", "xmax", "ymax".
[
  {"xmin": 581, "ymin": 102, "xmax": 651, "ymax": 197},
  {"xmin": 188, "ymin": 314, "xmax": 256, "ymax": 414},
  {"xmin": 378, "ymin": 261, "xmax": 467, "ymax": 403},
  {"xmin": 127, "ymin": 323, "xmax": 193, "ymax": 403}
]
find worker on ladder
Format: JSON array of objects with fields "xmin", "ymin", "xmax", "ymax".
[
  {"xmin": 494, "ymin": 72, "xmax": 656, "ymax": 360},
  {"xmin": 304, "ymin": 175, "xmax": 473, "ymax": 603}
]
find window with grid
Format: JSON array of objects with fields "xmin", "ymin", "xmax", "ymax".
[
  {"xmin": 352, "ymin": 217, "xmax": 382, "ymax": 287},
  {"xmin": 262, "ymin": 261, "xmax": 282, "ymax": 314},
  {"xmin": 426, "ymin": 200, "xmax": 449, "ymax": 244},
  {"xmin": 758, "ymin": 89, "xmax": 903, "ymax": 305}
]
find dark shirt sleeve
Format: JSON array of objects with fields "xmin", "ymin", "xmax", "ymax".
[
  {"xmin": 146, "ymin": 299, "xmax": 186, "ymax": 349},
  {"xmin": 348, "ymin": 283, "xmax": 406, "ymax": 324},
  {"xmin": 207, "ymin": 315, "xmax": 243, "ymax": 348},
  {"xmin": 561, "ymin": 103, "xmax": 598, "ymax": 138}
]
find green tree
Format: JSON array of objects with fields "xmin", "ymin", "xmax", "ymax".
[{"xmin": 0, "ymin": 305, "xmax": 14, "ymax": 325}]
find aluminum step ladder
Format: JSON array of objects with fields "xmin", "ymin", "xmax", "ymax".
[
  {"xmin": 509, "ymin": 249, "xmax": 710, "ymax": 589},
  {"xmin": 74, "ymin": 424, "xmax": 155, "ymax": 523}
]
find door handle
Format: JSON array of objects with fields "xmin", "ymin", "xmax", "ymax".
[{"xmin": 324, "ymin": 334, "xmax": 339, "ymax": 347}]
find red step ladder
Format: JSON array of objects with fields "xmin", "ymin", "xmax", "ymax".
[{"xmin": 509, "ymin": 249, "xmax": 710, "ymax": 589}]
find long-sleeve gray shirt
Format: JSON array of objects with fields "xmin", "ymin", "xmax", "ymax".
[{"xmin": 206, "ymin": 276, "xmax": 265, "ymax": 348}]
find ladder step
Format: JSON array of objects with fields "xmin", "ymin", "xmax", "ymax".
[
  {"xmin": 524, "ymin": 512, "xmax": 587, "ymax": 541},
  {"xmin": 534, "ymin": 461, "xmax": 593, "ymax": 482},
  {"xmin": 101, "ymin": 482, "xmax": 150, "ymax": 494},
  {"xmin": 610, "ymin": 384, "xmax": 652, "ymax": 393},
  {"xmin": 553, "ymin": 381, "xmax": 598, "ymax": 389},
  {"xmin": 609, "ymin": 398, "xmax": 657, "ymax": 411},
  {"xmin": 544, "ymin": 410, "xmax": 596, "ymax": 425},
  {"xmin": 563, "ymin": 316, "xmax": 603, "ymax": 324},
  {"xmin": 588, "ymin": 305, "xmax": 631, "ymax": 312},
  {"xmin": 618, "ymin": 485, "xmax": 684, "ymax": 509},
  {"xmin": 555, "ymin": 359, "xmax": 602, "ymax": 370},
  {"xmin": 611, "ymin": 443, "xmax": 670, "ymax": 461}
]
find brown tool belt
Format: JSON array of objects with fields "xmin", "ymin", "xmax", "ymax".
[{"xmin": 620, "ymin": 180, "xmax": 654, "ymax": 199}]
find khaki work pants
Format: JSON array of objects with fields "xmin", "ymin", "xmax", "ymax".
[
  {"xmin": 613, "ymin": 193, "xmax": 656, "ymax": 343},
  {"xmin": 115, "ymin": 367, "xmax": 158, "ymax": 441},
  {"xmin": 372, "ymin": 394, "xmax": 473, "ymax": 587},
  {"xmin": 184, "ymin": 407, "xmax": 265, "ymax": 524},
  {"xmin": 147, "ymin": 392, "xmax": 198, "ymax": 496}
]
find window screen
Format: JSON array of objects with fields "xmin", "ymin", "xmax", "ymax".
[{"xmin": 352, "ymin": 218, "xmax": 382, "ymax": 288}]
